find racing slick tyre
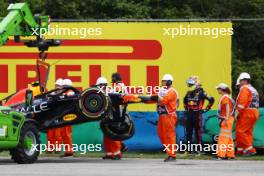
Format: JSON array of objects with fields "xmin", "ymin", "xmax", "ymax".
[
  {"xmin": 100, "ymin": 114, "xmax": 135, "ymax": 141},
  {"xmin": 10, "ymin": 122, "xmax": 40, "ymax": 164},
  {"xmin": 79, "ymin": 87, "xmax": 111, "ymax": 120}
]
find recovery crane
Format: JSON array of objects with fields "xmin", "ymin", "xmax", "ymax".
[{"xmin": 0, "ymin": 2, "xmax": 60, "ymax": 59}]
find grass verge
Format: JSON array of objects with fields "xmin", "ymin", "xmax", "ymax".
[{"xmin": 1, "ymin": 151, "xmax": 264, "ymax": 160}]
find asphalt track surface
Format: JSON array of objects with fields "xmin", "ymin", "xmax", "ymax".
[{"xmin": 0, "ymin": 157, "xmax": 263, "ymax": 176}]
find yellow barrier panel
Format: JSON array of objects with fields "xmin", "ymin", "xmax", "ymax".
[{"xmin": 0, "ymin": 22, "xmax": 232, "ymax": 111}]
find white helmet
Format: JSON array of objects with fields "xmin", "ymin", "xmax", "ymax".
[
  {"xmin": 96, "ymin": 77, "xmax": 108, "ymax": 85},
  {"xmin": 162, "ymin": 74, "xmax": 173, "ymax": 81},
  {"xmin": 55, "ymin": 78, "xmax": 63, "ymax": 86},
  {"xmin": 216, "ymin": 83, "xmax": 229, "ymax": 90},
  {"xmin": 238, "ymin": 72, "xmax": 251, "ymax": 80},
  {"xmin": 63, "ymin": 79, "xmax": 73, "ymax": 86}
]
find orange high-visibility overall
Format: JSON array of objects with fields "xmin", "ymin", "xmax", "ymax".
[
  {"xmin": 47, "ymin": 128, "xmax": 62, "ymax": 152},
  {"xmin": 217, "ymin": 95, "xmax": 235, "ymax": 158},
  {"xmin": 157, "ymin": 87, "xmax": 178, "ymax": 157},
  {"xmin": 236, "ymin": 84, "xmax": 259, "ymax": 154},
  {"xmin": 60, "ymin": 90, "xmax": 75, "ymax": 155},
  {"xmin": 60, "ymin": 126, "xmax": 73, "ymax": 154},
  {"xmin": 103, "ymin": 137, "xmax": 122, "ymax": 156}
]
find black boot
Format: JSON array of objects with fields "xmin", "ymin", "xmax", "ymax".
[
  {"xmin": 164, "ymin": 156, "xmax": 176, "ymax": 162},
  {"xmin": 102, "ymin": 155, "xmax": 113, "ymax": 160},
  {"xmin": 112, "ymin": 153, "xmax": 122, "ymax": 160}
]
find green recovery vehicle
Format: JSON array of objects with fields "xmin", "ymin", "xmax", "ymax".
[{"xmin": 0, "ymin": 106, "xmax": 39, "ymax": 164}]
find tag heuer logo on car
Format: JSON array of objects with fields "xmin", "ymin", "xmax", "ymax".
[{"xmin": 63, "ymin": 114, "xmax": 77, "ymax": 121}]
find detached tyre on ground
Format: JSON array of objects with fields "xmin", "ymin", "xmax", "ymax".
[
  {"xmin": 100, "ymin": 114, "xmax": 135, "ymax": 141},
  {"xmin": 10, "ymin": 122, "xmax": 40, "ymax": 164}
]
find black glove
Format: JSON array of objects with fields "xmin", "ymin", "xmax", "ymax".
[{"xmin": 150, "ymin": 95, "xmax": 159, "ymax": 102}]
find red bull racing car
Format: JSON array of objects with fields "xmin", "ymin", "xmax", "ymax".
[{"xmin": 0, "ymin": 59, "xmax": 156, "ymax": 163}]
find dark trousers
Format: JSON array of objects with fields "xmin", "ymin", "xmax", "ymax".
[{"xmin": 186, "ymin": 110, "xmax": 202, "ymax": 144}]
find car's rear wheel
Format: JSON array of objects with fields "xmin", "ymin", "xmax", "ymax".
[
  {"xmin": 79, "ymin": 87, "xmax": 110, "ymax": 120},
  {"xmin": 10, "ymin": 122, "xmax": 39, "ymax": 164},
  {"xmin": 100, "ymin": 114, "xmax": 135, "ymax": 141}
]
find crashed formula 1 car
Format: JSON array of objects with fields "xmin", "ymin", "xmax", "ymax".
[
  {"xmin": 8, "ymin": 85, "xmax": 143, "ymax": 140},
  {"xmin": 1, "ymin": 81, "xmax": 155, "ymax": 163},
  {"xmin": 0, "ymin": 60, "xmax": 156, "ymax": 164}
]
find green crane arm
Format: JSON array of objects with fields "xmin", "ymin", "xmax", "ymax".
[
  {"xmin": 0, "ymin": 3, "xmax": 49, "ymax": 46},
  {"xmin": 0, "ymin": 3, "xmax": 60, "ymax": 60}
]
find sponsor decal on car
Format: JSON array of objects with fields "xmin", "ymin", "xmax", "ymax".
[
  {"xmin": 63, "ymin": 114, "xmax": 77, "ymax": 121},
  {"xmin": 17, "ymin": 102, "xmax": 49, "ymax": 113}
]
